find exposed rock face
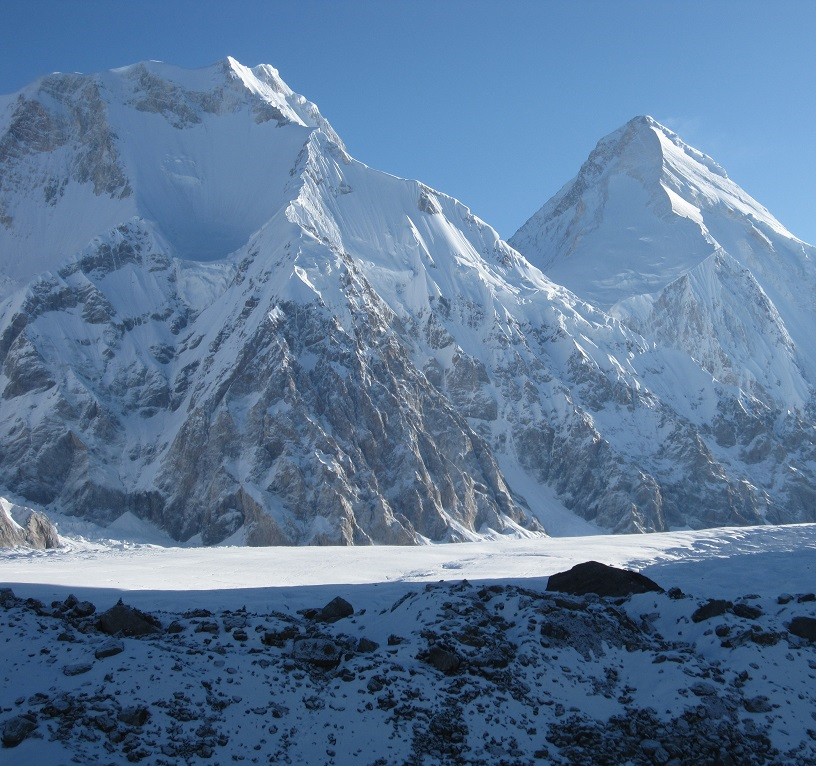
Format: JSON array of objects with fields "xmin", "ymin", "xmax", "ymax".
[{"xmin": 0, "ymin": 499, "xmax": 60, "ymax": 549}]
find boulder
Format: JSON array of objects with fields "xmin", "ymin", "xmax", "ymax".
[
  {"xmin": 97, "ymin": 599, "xmax": 161, "ymax": 636},
  {"xmin": 94, "ymin": 638, "xmax": 125, "ymax": 659},
  {"xmin": 788, "ymin": 616, "xmax": 816, "ymax": 641},
  {"xmin": 292, "ymin": 637, "xmax": 342, "ymax": 668},
  {"xmin": 118, "ymin": 706, "xmax": 151, "ymax": 726},
  {"xmin": 63, "ymin": 662, "xmax": 93, "ymax": 676},
  {"xmin": 424, "ymin": 645, "xmax": 461, "ymax": 673},
  {"xmin": 356, "ymin": 637, "xmax": 379, "ymax": 653},
  {"xmin": 546, "ymin": 561, "xmax": 663, "ymax": 598},
  {"xmin": 316, "ymin": 596, "xmax": 354, "ymax": 623},
  {"xmin": 691, "ymin": 599, "xmax": 732, "ymax": 623},
  {"xmin": 731, "ymin": 603, "xmax": 762, "ymax": 620},
  {"xmin": 1, "ymin": 715, "xmax": 37, "ymax": 747}
]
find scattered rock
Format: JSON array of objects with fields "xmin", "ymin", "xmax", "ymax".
[{"xmin": 546, "ymin": 561, "xmax": 663, "ymax": 598}]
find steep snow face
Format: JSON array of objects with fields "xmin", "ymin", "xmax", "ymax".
[{"xmin": 0, "ymin": 57, "xmax": 341, "ymax": 294}]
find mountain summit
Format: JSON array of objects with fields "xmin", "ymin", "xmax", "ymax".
[
  {"xmin": 510, "ymin": 115, "xmax": 816, "ymax": 407},
  {"xmin": 510, "ymin": 115, "xmax": 799, "ymax": 308},
  {"xmin": 1, "ymin": 65, "xmax": 814, "ymax": 545}
]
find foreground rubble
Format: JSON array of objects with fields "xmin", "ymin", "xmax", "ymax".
[{"xmin": 1, "ymin": 567, "xmax": 816, "ymax": 765}]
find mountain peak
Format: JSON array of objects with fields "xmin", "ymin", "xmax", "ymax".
[{"xmin": 509, "ymin": 115, "xmax": 791, "ymax": 308}]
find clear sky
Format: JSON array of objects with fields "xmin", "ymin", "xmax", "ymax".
[{"xmin": 1, "ymin": 0, "xmax": 814, "ymax": 244}]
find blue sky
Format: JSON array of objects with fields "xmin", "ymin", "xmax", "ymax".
[{"xmin": 1, "ymin": 0, "xmax": 814, "ymax": 244}]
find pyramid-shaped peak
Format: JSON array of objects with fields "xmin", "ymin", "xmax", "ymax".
[{"xmin": 595, "ymin": 115, "xmax": 729, "ymax": 181}]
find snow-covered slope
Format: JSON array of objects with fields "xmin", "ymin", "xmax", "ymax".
[{"xmin": 1, "ymin": 66, "xmax": 814, "ymax": 544}]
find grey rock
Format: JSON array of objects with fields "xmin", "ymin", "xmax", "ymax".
[
  {"xmin": 292, "ymin": 637, "xmax": 342, "ymax": 668},
  {"xmin": 94, "ymin": 638, "xmax": 124, "ymax": 659}
]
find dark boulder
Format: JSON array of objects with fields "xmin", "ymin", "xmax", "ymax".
[
  {"xmin": 356, "ymin": 637, "xmax": 379, "ymax": 653},
  {"xmin": 1, "ymin": 715, "xmax": 37, "ymax": 747},
  {"xmin": 788, "ymin": 616, "xmax": 816, "ymax": 641},
  {"xmin": 317, "ymin": 596, "xmax": 354, "ymax": 623},
  {"xmin": 546, "ymin": 561, "xmax": 663, "ymax": 598},
  {"xmin": 731, "ymin": 603, "xmax": 762, "ymax": 620},
  {"xmin": 691, "ymin": 599, "xmax": 733, "ymax": 623},
  {"xmin": 423, "ymin": 645, "xmax": 461, "ymax": 673},
  {"xmin": 118, "ymin": 706, "xmax": 150, "ymax": 726},
  {"xmin": 97, "ymin": 599, "xmax": 161, "ymax": 636}
]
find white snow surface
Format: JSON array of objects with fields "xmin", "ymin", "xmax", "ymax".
[{"xmin": 2, "ymin": 523, "xmax": 814, "ymax": 603}]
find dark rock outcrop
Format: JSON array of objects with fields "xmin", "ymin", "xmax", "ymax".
[
  {"xmin": 546, "ymin": 561, "xmax": 663, "ymax": 598},
  {"xmin": 1, "ymin": 715, "xmax": 37, "ymax": 748},
  {"xmin": 788, "ymin": 616, "xmax": 816, "ymax": 641},
  {"xmin": 97, "ymin": 599, "xmax": 161, "ymax": 636},
  {"xmin": 691, "ymin": 599, "xmax": 733, "ymax": 623},
  {"xmin": 315, "ymin": 596, "xmax": 354, "ymax": 623}
]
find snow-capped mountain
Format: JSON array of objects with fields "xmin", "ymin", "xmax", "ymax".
[{"xmin": 0, "ymin": 63, "xmax": 814, "ymax": 545}]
